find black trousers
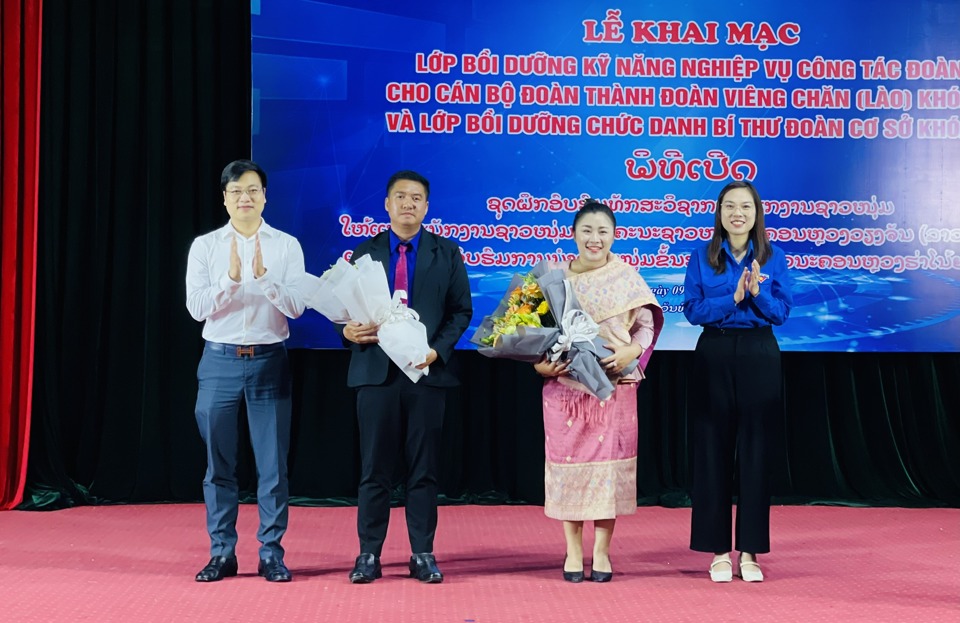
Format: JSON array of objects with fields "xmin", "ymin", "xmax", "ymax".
[
  {"xmin": 355, "ymin": 369, "xmax": 446, "ymax": 556},
  {"xmin": 689, "ymin": 326, "xmax": 781, "ymax": 554}
]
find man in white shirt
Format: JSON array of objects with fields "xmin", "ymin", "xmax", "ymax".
[{"xmin": 186, "ymin": 159, "xmax": 305, "ymax": 583}]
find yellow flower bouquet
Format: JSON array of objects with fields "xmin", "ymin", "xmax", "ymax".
[
  {"xmin": 472, "ymin": 260, "xmax": 642, "ymax": 400},
  {"xmin": 470, "ymin": 266, "xmax": 564, "ymax": 362},
  {"xmin": 480, "ymin": 274, "xmax": 554, "ymax": 346}
]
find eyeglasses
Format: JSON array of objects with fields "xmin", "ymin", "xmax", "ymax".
[
  {"xmin": 721, "ymin": 203, "xmax": 755, "ymax": 213},
  {"xmin": 225, "ymin": 186, "xmax": 263, "ymax": 200}
]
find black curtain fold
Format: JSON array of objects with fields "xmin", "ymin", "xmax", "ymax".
[
  {"xmin": 24, "ymin": 1, "xmax": 960, "ymax": 510},
  {"xmin": 29, "ymin": 0, "xmax": 250, "ymax": 507}
]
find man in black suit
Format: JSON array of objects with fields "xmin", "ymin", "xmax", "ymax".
[{"xmin": 342, "ymin": 170, "xmax": 472, "ymax": 584}]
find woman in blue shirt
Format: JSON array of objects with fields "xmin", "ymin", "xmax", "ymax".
[{"xmin": 683, "ymin": 181, "xmax": 792, "ymax": 583}]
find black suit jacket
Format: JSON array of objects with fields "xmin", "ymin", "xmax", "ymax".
[{"xmin": 342, "ymin": 229, "xmax": 472, "ymax": 388}]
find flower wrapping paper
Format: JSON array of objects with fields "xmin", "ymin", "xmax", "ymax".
[
  {"xmin": 542, "ymin": 272, "xmax": 637, "ymax": 402},
  {"xmin": 472, "ymin": 261, "xmax": 637, "ymax": 400},
  {"xmin": 469, "ymin": 266, "xmax": 564, "ymax": 363},
  {"xmin": 299, "ymin": 254, "xmax": 431, "ymax": 382}
]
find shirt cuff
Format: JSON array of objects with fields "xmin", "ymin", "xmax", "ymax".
[
  {"xmin": 218, "ymin": 272, "xmax": 242, "ymax": 296},
  {"xmin": 252, "ymin": 270, "xmax": 281, "ymax": 303}
]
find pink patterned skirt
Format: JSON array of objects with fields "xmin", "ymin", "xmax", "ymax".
[{"xmin": 542, "ymin": 379, "xmax": 639, "ymax": 521}]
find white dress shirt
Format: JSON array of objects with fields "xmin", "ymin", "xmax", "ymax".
[{"xmin": 186, "ymin": 220, "xmax": 306, "ymax": 345}]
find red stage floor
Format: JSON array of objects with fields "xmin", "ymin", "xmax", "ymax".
[{"xmin": 0, "ymin": 505, "xmax": 957, "ymax": 622}]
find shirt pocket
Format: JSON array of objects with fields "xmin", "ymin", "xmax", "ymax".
[{"xmin": 700, "ymin": 270, "xmax": 733, "ymax": 298}]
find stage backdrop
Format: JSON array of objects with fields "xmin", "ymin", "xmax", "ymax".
[{"xmin": 251, "ymin": 0, "xmax": 960, "ymax": 352}]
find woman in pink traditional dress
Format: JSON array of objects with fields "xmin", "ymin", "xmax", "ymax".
[{"xmin": 534, "ymin": 199, "xmax": 664, "ymax": 583}]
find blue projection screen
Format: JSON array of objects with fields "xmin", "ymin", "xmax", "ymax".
[{"xmin": 251, "ymin": 0, "xmax": 960, "ymax": 351}]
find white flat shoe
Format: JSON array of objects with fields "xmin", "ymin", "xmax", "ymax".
[
  {"xmin": 709, "ymin": 559, "xmax": 733, "ymax": 583},
  {"xmin": 738, "ymin": 556, "xmax": 764, "ymax": 582}
]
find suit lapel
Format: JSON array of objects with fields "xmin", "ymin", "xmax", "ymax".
[
  {"xmin": 412, "ymin": 230, "xmax": 438, "ymax": 308},
  {"xmin": 366, "ymin": 231, "xmax": 391, "ymax": 275}
]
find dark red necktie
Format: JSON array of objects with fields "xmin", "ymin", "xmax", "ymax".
[{"xmin": 395, "ymin": 242, "xmax": 409, "ymax": 304}]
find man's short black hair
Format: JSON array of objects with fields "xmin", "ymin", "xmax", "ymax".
[
  {"xmin": 386, "ymin": 170, "xmax": 430, "ymax": 199},
  {"xmin": 221, "ymin": 159, "xmax": 267, "ymax": 190}
]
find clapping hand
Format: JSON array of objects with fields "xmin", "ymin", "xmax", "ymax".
[
  {"xmin": 747, "ymin": 259, "xmax": 761, "ymax": 296},
  {"xmin": 253, "ymin": 234, "xmax": 266, "ymax": 279},
  {"xmin": 229, "ymin": 237, "xmax": 242, "ymax": 282},
  {"xmin": 228, "ymin": 234, "xmax": 267, "ymax": 281},
  {"xmin": 734, "ymin": 260, "xmax": 762, "ymax": 303}
]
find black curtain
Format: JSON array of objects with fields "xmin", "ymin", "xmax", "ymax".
[
  {"xmin": 29, "ymin": 0, "xmax": 251, "ymax": 506},
  {"xmin": 25, "ymin": 1, "xmax": 960, "ymax": 510}
]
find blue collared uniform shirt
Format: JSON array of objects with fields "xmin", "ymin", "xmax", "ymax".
[{"xmin": 683, "ymin": 239, "xmax": 792, "ymax": 328}]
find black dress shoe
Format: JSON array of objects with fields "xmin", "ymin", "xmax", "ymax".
[
  {"xmin": 409, "ymin": 553, "xmax": 443, "ymax": 583},
  {"xmin": 563, "ymin": 556, "xmax": 584, "ymax": 583},
  {"xmin": 195, "ymin": 555, "xmax": 238, "ymax": 582},
  {"xmin": 349, "ymin": 553, "xmax": 382, "ymax": 584},
  {"xmin": 258, "ymin": 556, "xmax": 292, "ymax": 582}
]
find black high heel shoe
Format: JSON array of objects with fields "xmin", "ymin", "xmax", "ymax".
[
  {"xmin": 590, "ymin": 558, "xmax": 613, "ymax": 582},
  {"xmin": 562, "ymin": 556, "xmax": 584, "ymax": 583}
]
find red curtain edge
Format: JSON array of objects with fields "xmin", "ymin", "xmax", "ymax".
[{"xmin": 1, "ymin": 0, "xmax": 42, "ymax": 511}]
